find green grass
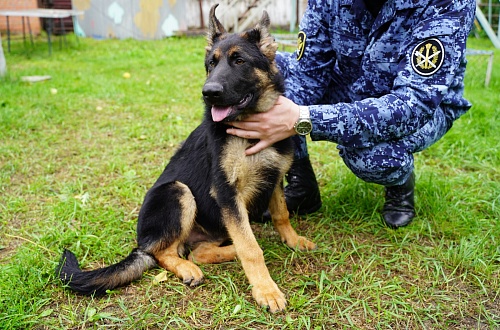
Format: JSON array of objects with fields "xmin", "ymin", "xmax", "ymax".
[{"xmin": 0, "ymin": 34, "xmax": 499, "ymax": 329}]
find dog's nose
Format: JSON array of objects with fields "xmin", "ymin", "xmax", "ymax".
[{"xmin": 202, "ymin": 82, "xmax": 224, "ymax": 101}]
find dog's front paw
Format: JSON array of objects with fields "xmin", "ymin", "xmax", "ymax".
[
  {"xmin": 252, "ymin": 282, "xmax": 286, "ymax": 313},
  {"xmin": 283, "ymin": 235, "xmax": 317, "ymax": 251}
]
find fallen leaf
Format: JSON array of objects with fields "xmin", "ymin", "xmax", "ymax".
[{"xmin": 153, "ymin": 271, "xmax": 169, "ymax": 284}]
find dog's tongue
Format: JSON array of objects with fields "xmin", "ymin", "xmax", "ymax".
[{"xmin": 211, "ymin": 106, "xmax": 232, "ymax": 122}]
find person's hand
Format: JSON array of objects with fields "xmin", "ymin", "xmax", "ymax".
[{"xmin": 226, "ymin": 96, "xmax": 300, "ymax": 155}]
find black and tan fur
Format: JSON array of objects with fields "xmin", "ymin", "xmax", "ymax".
[{"xmin": 57, "ymin": 5, "xmax": 316, "ymax": 313}]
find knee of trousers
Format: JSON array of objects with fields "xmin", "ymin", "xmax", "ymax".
[{"xmin": 338, "ymin": 143, "xmax": 414, "ymax": 186}]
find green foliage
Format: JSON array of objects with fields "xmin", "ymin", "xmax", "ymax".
[{"xmin": 0, "ymin": 35, "xmax": 499, "ymax": 329}]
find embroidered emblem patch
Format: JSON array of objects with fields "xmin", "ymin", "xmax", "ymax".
[
  {"xmin": 296, "ymin": 31, "xmax": 306, "ymax": 60},
  {"xmin": 411, "ymin": 38, "xmax": 444, "ymax": 76}
]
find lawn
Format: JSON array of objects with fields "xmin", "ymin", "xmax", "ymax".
[{"xmin": 0, "ymin": 33, "xmax": 499, "ymax": 329}]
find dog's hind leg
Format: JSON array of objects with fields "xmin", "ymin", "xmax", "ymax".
[
  {"xmin": 188, "ymin": 241, "xmax": 237, "ymax": 264},
  {"xmin": 154, "ymin": 240, "xmax": 205, "ymax": 287},
  {"xmin": 269, "ymin": 183, "xmax": 317, "ymax": 251},
  {"xmin": 138, "ymin": 181, "xmax": 204, "ymax": 287}
]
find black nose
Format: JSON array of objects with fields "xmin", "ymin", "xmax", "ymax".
[{"xmin": 202, "ymin": 82, "xmax": 224, "ymax": 102}]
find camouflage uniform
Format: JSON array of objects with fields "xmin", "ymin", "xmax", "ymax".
[{"xmin": 276, "ymin": 0, "xmax": 475, "ymax": 186}]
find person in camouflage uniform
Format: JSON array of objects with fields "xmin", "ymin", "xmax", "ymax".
[{"xmin": 227, "ymin": 0, "xmax": 476, "ymax": 228}]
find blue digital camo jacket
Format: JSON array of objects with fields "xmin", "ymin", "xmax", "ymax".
[{"xmin": 277, "ymin": 0, "xmax": 476, "ymax": 149}]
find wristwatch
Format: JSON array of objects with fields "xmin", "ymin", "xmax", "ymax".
[{"xmin": 294, "ymin": 106, "xmax": 313, "ymax": 135}]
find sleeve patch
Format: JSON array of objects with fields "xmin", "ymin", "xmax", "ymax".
[
  {"xmin": 296, "ymin": 31, "xmax": 307, "ymax": 61},
  {"xmin": 411, "ymin": 38, "xmax": 445, "ymax": 76}
]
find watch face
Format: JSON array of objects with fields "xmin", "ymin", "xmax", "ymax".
[{"xmin": 296, "ymin": 120, "xmax": 312, "ymax": 135}]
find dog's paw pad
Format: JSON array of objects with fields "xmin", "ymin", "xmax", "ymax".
[
  {"xmin": 285, "ymin": 236, "xmax": 317, "ymax": 251},
  {"xmin": 297, "ymin": 236, "xmax": 317, "ymax": 251},
  {"xmin": 183, "ymin": 276, "xmax": 205, "ymax": 287},
  {"xmin": 252, "ymin": 285, "xmax": 286, "ymax": 313}
]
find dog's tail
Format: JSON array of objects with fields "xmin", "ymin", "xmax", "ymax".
[{"xmin": 56, "ymin": 248, "xmax": 157, "ymax": 295}]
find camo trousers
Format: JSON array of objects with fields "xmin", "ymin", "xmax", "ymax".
[{"xmin": 291, "ymin": 76, "xmax": 454, "ymax": 187}]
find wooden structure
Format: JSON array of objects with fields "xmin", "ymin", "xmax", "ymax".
[
  {"xmin": 39, "ymin": 0, "xmax": 75, "ymax": 34},
  {"xmin": 0, "ymin": 8, "xmax": 82, "ymax": 54},
  {"xmin": 0, "ymin": 0, "xmax": 41, "ymax": 35}
]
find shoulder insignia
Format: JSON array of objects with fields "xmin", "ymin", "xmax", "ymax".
[
  {"xmin": 296, "ymin": 31, "xmax": 306, "ymax": 61},
  {"xmin": 411, "ymin": 38, "xmax": 445, "ymax": 76}
]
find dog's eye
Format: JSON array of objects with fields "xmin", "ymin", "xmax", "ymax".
[
  {"xmin": 235, "ymin": 58, "xmax": 245, "ymax": 65},
  {"xmin": 208, "ymin": 60, "xmax": 216, "ymax": 68}
]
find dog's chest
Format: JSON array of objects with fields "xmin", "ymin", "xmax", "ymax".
[{"xmin": 219, "ymin": 137, "xmax": 291, "ymax": 196}]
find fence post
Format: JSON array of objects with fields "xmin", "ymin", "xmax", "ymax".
[
  {"xmin": 0, "ymin": 31, "xmax": 6, "ymax": 77},
  {"xmin": 476, "ymin": 4, "xmax": 500, "ymax": 48}
]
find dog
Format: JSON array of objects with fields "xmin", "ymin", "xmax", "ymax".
[{"xmin": 57, "ymin": 4, "xmax": 316, "ymax": 313}]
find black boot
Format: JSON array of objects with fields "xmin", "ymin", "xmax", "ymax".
[
  {"xmin": 259, "ymin": 157, "xmax": 321, "ymax": 222},
  {"xmin": 285, "ymin": 156, "xmax": 322, "ymax": 215},
  {"xmin": 382, "ymin": 172, "xmax": 415, "ymax": 228}
]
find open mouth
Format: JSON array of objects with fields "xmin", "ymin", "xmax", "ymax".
[{"xmin": 211, "ymin": 93, "xmax": 253, "ymax": 122}]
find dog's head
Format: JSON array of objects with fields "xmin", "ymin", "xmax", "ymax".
[{"xmin": 202, "ymin": 4, "xmax": 284, "ymax": 123}]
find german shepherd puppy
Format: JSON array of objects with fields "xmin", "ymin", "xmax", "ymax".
[{"xmin": 57, "ymin": 4, "xmax": 316, "ymax": 313}]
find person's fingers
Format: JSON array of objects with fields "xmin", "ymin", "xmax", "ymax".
[
  {"xmin": 245, "ymin": 140, "xmax": 270, "ymax": 156},
  {"xmin": 225, "ymin": 127, "xmax": 272, "ymax": 155},
  {"xmin": 226, "ymin": 127, "xmax": 258, "ymax": 139},
  {"xmin": 227, "ymin": 121, "xmax": 258, "ymax": 130}
]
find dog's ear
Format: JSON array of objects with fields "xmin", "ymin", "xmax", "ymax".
[
  {"xmin": 253, "ymin": 11, "xmax": 278, "ymax": 61},
  {"xmin": 206, "ymin": 4, "xmax": 226, "ymax": 52}
]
